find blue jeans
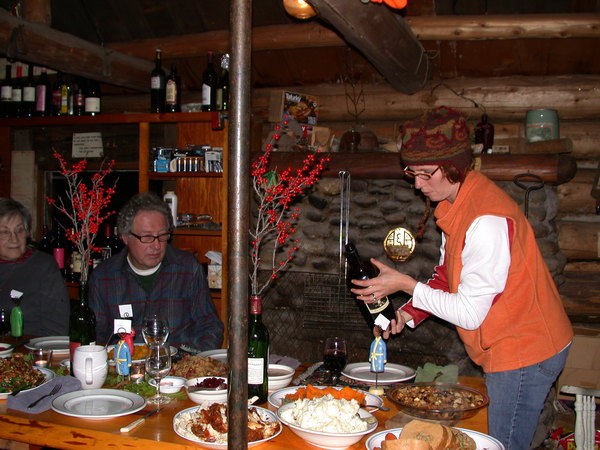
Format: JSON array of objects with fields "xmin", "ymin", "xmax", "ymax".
[{"xmin": 485, "ymin": 345, "xmax": 570, "ymax": 449}]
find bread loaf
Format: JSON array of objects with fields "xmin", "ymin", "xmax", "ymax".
[{"xmin": 381, "ymin": 438, "xmax": 433, "ymax": 449}]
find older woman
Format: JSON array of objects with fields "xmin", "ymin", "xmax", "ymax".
[{"xmin": 0, "ymin": 198, "xmax": 69, "ymax": 336}]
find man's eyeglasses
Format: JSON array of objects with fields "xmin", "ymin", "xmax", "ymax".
[
  {"xmin": 0, "ymin": 227, "xmax": 26, "ymax": 241},
  {"xmin": 129, "ymin": 232, "xmax": 171, "ymax": 244},
  {"xmin": 403, "ymin": 166, "xmax": 441, "ymax": 181}
]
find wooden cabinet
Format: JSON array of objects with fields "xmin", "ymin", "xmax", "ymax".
[{"xmin": 0, "ymin": 112, "xmax": 228, "ymax": 328}]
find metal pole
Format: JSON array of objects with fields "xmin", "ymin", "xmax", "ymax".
[{"xmin": 228, "ymin": 0, "xmax": 252, "ymax": 447}]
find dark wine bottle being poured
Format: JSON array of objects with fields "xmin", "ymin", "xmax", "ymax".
[{"xmin": 345, "ymin": 242, "xmax": 396, "ymax": 332}]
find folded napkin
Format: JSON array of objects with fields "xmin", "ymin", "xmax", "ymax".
[
  {"xmin": 7, "ymin": 375, "xmax": 82, "ymax": 414},
  {"xmin": 414, "ymin": 362, "xmax": 459, "ymax": 384},
  {"xmin": 269, "ymin": 354, "xmax": 300, "ymax": 369}
]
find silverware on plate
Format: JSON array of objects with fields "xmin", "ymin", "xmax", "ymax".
[{"xmin": 27, "ymin": 383, "xmax": 62, "ymax": 408}]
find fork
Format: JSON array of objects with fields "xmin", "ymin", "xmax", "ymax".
[{"xmin": 27, "ymin": 383, "xmax": 62, "ymax": 409}]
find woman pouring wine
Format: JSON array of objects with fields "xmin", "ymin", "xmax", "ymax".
[{"xmin": 349, "ymin": 106, "xmax": 573, "ymax": 450}]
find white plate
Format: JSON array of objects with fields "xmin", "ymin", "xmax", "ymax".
[
  {"xmin": 0, "ymin": 367, "xmax": 55, "ymax": 400},
  {"xmin": 267, "ymin": 385, "xmax": 384, "ymax": 412},
  {"xmin": 341, "ymin": 362, "xmax": 415, "ymax": 385},
  {"xmin": 365, "ymin": 427, "xmax": 505, "ymax": 450},
  {"xmin": 106, "ymin": 343, "xmax": 178, "ymax": 364},
  {"xmin": 25, "ymin": 336, "xmax": 70, "ymax": 357},
  {"xmin": 197, "ymin": 348, "xmax": 227, "ymax": 364},
  {"xmin": 173, "ymin": 405, "xmax": 281, "ymax": 448},
  {"xmin": 51, "ymin": 389, "xmax": 146, "ymax": 418}
]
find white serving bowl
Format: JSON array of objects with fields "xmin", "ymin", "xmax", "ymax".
[
  {"xmin": 267, "ymin": 385, "xmax": 384, "ymax": 412},
  {"xmin": 0, "ymin": 343, "xmax": 14, "ymax": 358},
  {"xmin": 185, "ymin": 376, "xmax": 228, "ymax": 404},
  {"xmin": 149, "ymin": 376, "xmax": 186, "ymax": 393},
  {"xmin": 276, "ymin": 401, "xmax": 377, "ymax": 449},
  {"xmin": 268, "ymin": 364, "xmax": 294, "ymax": 391}
]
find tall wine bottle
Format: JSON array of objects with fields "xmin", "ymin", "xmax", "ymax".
[
  {"xmin": 35, "ymin": 67, "xmax": 52, "ymax": 117},
  {"xmin": 216, "ymin": 53, "xmax": 229, "ymax": 111},
  {"xmin": 11, "ymin": 64, "xmax": 23, "ymax": 118},
  {"xmin": 1, "ymin": 61, "xmax": 13, "ymax": 118},
  {"xmin": 201, "ymin": 51, "xmax": 217, "ymax": 111},
  {"xmin": 150, "ymin": 49, "xmax": 166, "ymax": 113},
  {"xmin": 345, "ymin": 242, "xmax": 396, "ymax": 332},
  {"xmin": 22, "ymin": 64, "xmax": 36, "ymax": 118},
  {"xmin": 69, "ymin": 283, "xmax": 96, "ymax": 368},
  {"xmin": 52, "ymin": 228, "xmax": 67, "ymax": 277},
  {"xmin": 248, "ymin": 296, "xmax": 269, "ymax": 403},
  {"xmin": 165, "ymin": 62, "xmax": 181, "ymax": 112},
  {"xmin": 84, "ymin": 79, "xmax": 101, "ymax": 116}
]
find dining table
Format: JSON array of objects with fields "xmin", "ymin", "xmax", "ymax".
[{"xmin": 0, "ymin": 345, "xmax": 488, "ymax": 450}]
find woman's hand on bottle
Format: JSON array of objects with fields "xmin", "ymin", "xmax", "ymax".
[
  {"xmin": 351, "ymin": 258, "xmax": 417, "ymax": 301},
  {"xmin": 376, "ymin": 310, "xmax": 412, "ymax": 338}
]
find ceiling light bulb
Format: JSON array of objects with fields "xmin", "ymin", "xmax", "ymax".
[{"xmin": 283, "ymin": 0, "xmax": 317, "ymax": 19}]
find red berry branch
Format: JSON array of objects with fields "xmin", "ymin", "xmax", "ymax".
[
  {"xmin": 250, "ymin": 118, "xmax": 329, "ymax": 297},
  {"xmin": 46, "ymin": 152, "xmax": 117, "ymax": 284}
]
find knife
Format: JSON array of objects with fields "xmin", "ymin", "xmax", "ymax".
[{"xmin": 120, "ymin": 406, "xmax": 165, "ymax": 433}]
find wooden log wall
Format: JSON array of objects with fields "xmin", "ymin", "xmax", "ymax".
[{"xmin": 100, "ymin": 74, "xmax": 600, "ymax": 320}]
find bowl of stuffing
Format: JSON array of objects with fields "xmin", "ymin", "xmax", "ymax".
[
  {"xmin": 185, "ymin": 376, "xmax": 228, "ymax": 404},
  {"xmin": 276, "ymin": 394, "xmax": 377, "ymax": 449},
  {"xmin": 386, "ymin": 382, "xmax": 489, "ymax": 421}
]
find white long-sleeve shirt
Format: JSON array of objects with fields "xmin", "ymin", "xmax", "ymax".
[{"xmin": 409, "ymin": 215, "xmax": 511, "ymax": 330}]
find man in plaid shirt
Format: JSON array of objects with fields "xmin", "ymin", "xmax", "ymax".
[{"xmin": 89, "ymin": 192, "xmax": 223, "ymax": 351}]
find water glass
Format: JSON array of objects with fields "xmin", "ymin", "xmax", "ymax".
[{"xmin": 145, "ymin": 343, "xmax": 172, "ymax": 404}]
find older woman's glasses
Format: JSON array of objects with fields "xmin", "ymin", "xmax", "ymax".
[
  {"xmin": 403, "ymin": 166, "xmax": 441, "ymax": 181},
  {"xmin": 129, "ymin": 232, "xmax": 171, "ymax": 244},
  {"xmin": 0, "ymin": 227, "xmax": 26, "ymax": 241}
]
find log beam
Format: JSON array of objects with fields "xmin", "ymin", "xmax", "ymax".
[
  {"xmin": 258, "ymin": 152, "xmax": 576, "ymax": 184},
  {"xmin": 108, "ymin": 14, "xmax": 600, "ymax": 61},
  {"xmin": 0, "ymin": 10, "xmax": 153, "ymax": 91}
]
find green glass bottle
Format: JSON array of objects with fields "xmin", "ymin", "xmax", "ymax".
[
  {"xmin": 69, "ymin": 282, "xmax": 97, "ymax": 368},
  {"xmin": 248, "ymin": 296, "xmax": 269, "ymax": 403},
  {"xmin": 10, "ymin": 305, "xmax": 22, "ymax": 337}
]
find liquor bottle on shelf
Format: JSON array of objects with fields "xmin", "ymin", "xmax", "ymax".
[
  {"xmin": 474, "ymin": 114, "xmax": 495, "ymax": 154},
  {"xmin": 84, "ymin": 79, "xmax": 101, "ymax": 115},
  {"xmin": 111, "ymin": 226, "xmax": 124, "ymax": 254},
  {"xmin": 35, "ymin": 67, "xmax": 52, "ymax": 117},
  {"xmin": 72, "ymin": 77, "xmax": 85, "ymax": 116},
  {"xmin": 11, "ymin": 63, "xmax": 23, "ymax": 118},
  {"xmin": 58, "ymin": 74, "xmax": 71, "ymax": 116},
  {"xmin": 216, "ymin": 53, "xmax": 229, "ymax": 111},
  {"xmin": 201, "ymin": 51, "xmax": 217, "ymax": 111},
  {"xmin": 165, "ymin": 62, "xmax": 181, "ymax": 112},
  {"xmin": 52, "ymin": 227, "xmax": 67, "ymax": 277},
  {"xmin": 38, "ymin": 224, "xmax": 53, "ymax": 254},
  {"xmin": 22, "ymin": 64, "xmax": 36, "ymax": 118},
  {"xmin": 66, "ymin": 228, "xmax": 81, "ymax": 282},
  {"xmin": 345, "ymin": 242, "xmax": 396, "ymax": 332},
  {"xmin": 248, "ymin": 296, "xmax": 269, "ymax": 404},
  {"xmin": 150, "ymin": 49, "xmax": 166, "ymax": 113},
  {"xmin": 1, "ymin": 61, "xmax": 13, "ymax": 118},
  {"xmin": 69, "ymin": 282, "xmax": 96, "ymax": 367},
  {"xmin": 51, "ymin": 72, "xmax": 63, "ymax": 116}
]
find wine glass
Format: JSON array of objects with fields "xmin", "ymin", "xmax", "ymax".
[
  {"xmin": 145, "ymin": 343, "xmax": 172, "ymax": 404},
  {"xmin": 323, "ymin": 337, "xmax": 347, "ymax": 385},
  {"xmin": 142, "ymin": 314, "xmax": 170, "ymax": 346}
]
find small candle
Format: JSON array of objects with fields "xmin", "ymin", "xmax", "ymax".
[
  {"xmin": 34, "ymin": 359, "xmax": 49, "ymax": 368},
  {"xmin": 130, "ymin": 373, "xmax": 144, "ymax": 381}
]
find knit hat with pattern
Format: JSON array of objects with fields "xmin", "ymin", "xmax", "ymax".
[{"xmin": 401, "ymin": 106, "xmax": 473, "ymax": 174}]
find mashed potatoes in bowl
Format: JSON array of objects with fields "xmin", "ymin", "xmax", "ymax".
[{"xmin": 277, "ymin": 394, "xmax": 377, "ymax": 449}]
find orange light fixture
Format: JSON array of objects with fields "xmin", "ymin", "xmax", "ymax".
[{"xmin": 283, "ymin": 0, "xmax": 317, "ymax": 19}]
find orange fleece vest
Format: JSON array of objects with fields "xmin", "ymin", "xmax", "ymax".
[{"xmin": 434, "ymin": 171, "xmax": 572, "ymax": 373}]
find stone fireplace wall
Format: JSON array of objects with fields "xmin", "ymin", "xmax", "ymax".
[{"xmin": 259, "ymin": 175, "xmax": 563, "ymax": 377}]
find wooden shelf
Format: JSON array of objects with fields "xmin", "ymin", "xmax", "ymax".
[{"xmin": 149, "ymin": 171, "xmax": 223, "ymax": 179}]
